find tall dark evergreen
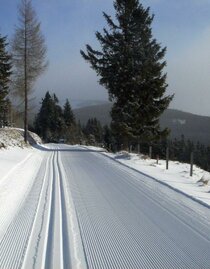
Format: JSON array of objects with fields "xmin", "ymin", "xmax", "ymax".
[
  {"xmin": 81, "ymin": 0, "xmax": 173, "ymax": 147},
  {"xmin": 0, "ymin": 35, "xmax": 12, "ymax": 125},
  {"xmin": 84, "ymin": 118, "xmax": 103, "ymax": 144},
  {"xmin": 34, "ymin": 91, "xmax": 54, "ymax": 141},
  {"xmin": 63, "ymin": 99, "xmax": 75, "ymax": 127},
  {"xmin": 51, "ymin": 94, "xmax": 65, "ymax": 138},
  {"xmin": 34, "ymin": 92, "xmax": 81, "ymax": 143}
]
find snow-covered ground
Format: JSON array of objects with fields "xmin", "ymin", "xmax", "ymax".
[
  {"xmin": 102, "ymin": 150, "xmax": 210, "ymax": 207},
  {"xmin": 0, "ymin": 127, "xmax": 42, "ymax": 149},
  {"xmin": 0, "ymin": 134, "xmax": 86, "ymax": 268},
  {"xmin": 0, "ymin": 129, "xmax": 44, "ymax": 247},
  {"xmin": 82, "ymin": 145, "xmax": 210, "ymax": 207},
  {"xmin": 0, "ymin": 135, "xmax": 210, "ymax": 268}
]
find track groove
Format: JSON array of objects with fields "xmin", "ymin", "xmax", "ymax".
[
  {"xmin": 61, "ymin": 148, "xmax": 210, "ymax": 269},
  {"xmin": 0, "ymin": 153, "xmax": 47, "ymax": 269},
  {"xmin": 0, "ymin": 144, "xmax": 210, "ymax": 268}
]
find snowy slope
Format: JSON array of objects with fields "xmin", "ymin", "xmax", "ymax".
[
  {"xmin": 103, "ymin": 150, "xmax": 210, "ymax": 207},
  {"xmin": 0, "ymin": 128, "xmax": 42, "ymax": 149}
]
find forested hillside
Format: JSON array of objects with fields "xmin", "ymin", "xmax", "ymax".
[{"xmin": 74, "ymin": 103, "xmax": 210, "ymax": 145}]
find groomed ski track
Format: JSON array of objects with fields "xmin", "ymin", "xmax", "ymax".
[{"xmin": 0, "ymin": 144, "xmax": 210, "ymax": 269}]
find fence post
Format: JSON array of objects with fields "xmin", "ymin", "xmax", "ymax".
[
  {"xmin": 129, "ymin": 145, "xmax": 132, "ymax": 153},
  {"xmin": 156, "ymin": 155, "xmax": 159, "ymax": 164},
  {"xmin": 149, "ymin": 146, "xmax": 152, "ymax": 159},
  {"xmin": 166, "ymin": 147, "xmax": 169, "ymax": 170},
  {"xmin": 190, "ymin": 152, "xmax": 194, "ymax": 177},
  {"xmin": 109, "ymin": 144, "xmax": 112, "ymax": 152},
  {"xmin": 137, "ymin": 144, "xmax": 140, "ymax": 154}
]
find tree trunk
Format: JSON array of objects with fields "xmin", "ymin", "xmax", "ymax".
[
  {"xmin": 122, "ymin": 136, "xmax": 129, "ymax": 151},
  {"xmin": 24, "ymin": 11, "xmax": 28, "ymax": 144}
]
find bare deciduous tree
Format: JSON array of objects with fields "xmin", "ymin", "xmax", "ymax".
[{"xmin": 12, "ymin": 0, "xmax": 47, "ymax": 143}]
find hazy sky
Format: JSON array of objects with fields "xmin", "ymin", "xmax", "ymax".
[{"xmin": 1, "ymin": 0, "xmax": 210, "ymax": 115}]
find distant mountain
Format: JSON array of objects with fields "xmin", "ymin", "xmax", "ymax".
[
  {"xmin": 160, "ymin": 109, "xmax": 210, "ymax": 145},
  {"xmin": 71, "ymin": 100, "xmax": 109, "ymax": 109},
  {"xmin": 74, "ymin": 102, "xmax": 112, "ymax": 126},
  {"xmin": 74, "ymin": 103, "xmax": 210, "ymax": 145}
]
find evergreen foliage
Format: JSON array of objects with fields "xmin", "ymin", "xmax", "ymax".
[
  {"xmin": 103, "ymin": 125, "xmax": 116, "ymax": 149},
  {"xmin": 34, "ymin": 91, "xmax": 56, "ymax": 141},
  {"xmin": 81, "ymin": 0, "xmax": 173, "ymax": 147},
  {"xmin": 129, "ymin": 135, "xmax": 210, "ymax": 172},
  {"xmin": 63, "ymin": 99, "xmax": 75, "ymax": 127},
  {"xmin": 0, "ymin": 34, "xmax": 12, "ymax": 126},
  {"xmin": 83, "ymin": 118, "xmax": 103, "ymax": 145},
  {"xmin": 34, "ymin": 92, "xmax": 81, "ymax": 143}
]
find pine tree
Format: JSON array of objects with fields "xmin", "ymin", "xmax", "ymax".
[
  {"xmin": 63, "ymin": 99, "xmax": 75, "ymax": 127},
  {"xmin": 51, "ymin": 94, "xmax": 64, "ymax": 134},
  {"xmin": 35, "ymin": 91, "xmax": 54, "ymax": 141},
  {"xmin": 81, "ymin": 0, "xmax": 173, "ymax": 148},
  {"xmin": 35, "ymin": 92, "xmax": 67, "ymax": 142},
  {"xmin": 11, "ymin": 0, "xmax": 47, "ymax": 143},
  {"xmin": 0, "ymin": 35, "xmax": 12, "ymax": 126},
  {"xmin": 103, "ymin": 125, "xmax": 115, "ymax": 149},
  {"xmin": 84, "ymin": 118, "xmax": 103, "ymax": 145}
]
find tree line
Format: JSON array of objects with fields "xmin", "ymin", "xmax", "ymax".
[
  {"xmin": 34, "ymin": 93, "xmax": 210, "ymax": 173},
  {"xmin": 33, "ymin": 91, "xmax": 113, "ymax": 147},
  {"xmin": 1, "ymin": 0, "xmax": 209, "ymax": 174},
  {"xmin": 1, "ymin": 0, "xmax": 174, "ymax": 147}
]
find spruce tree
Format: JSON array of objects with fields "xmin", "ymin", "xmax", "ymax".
[
  {"xmin": 0, "ymin": 35, "xmax": 12, "ymax": 126},
  {"xmin": 84, "ymin": 118, "xmax": 103, "ymax": 144},
  {"xmin": 51, "ymin": 94, "xmax": 65, "ymax": 138},
  {"xmin": 35, "ymin": 91, "xmax": 54, "ymax": 141},
  {"xmin": 63, "ymin": 99, "xmax": 75, "ymax": 127},
  {"xmin": 81, "ymin": 0, "xmax": 173, "ymax": 147}
]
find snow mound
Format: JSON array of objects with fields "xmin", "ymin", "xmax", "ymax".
[
  {"xmin": 0, "ymin": 128, "xmax": 42, "ymax": 149},
  {"xmin": 198, "ymin": 173, "xmax": 210, "ymax": 186},
  {"xmin": 101, "ymin": 149, "xmax": 210, "ymax": 207},
  {"xmin": 115, "ymin": 151, "xmax": 131, "ymax": 159}
]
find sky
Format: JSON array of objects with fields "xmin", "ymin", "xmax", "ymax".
[{"xmin": 1, "ymin": 0, "xmax": 210, "ymax": 116}]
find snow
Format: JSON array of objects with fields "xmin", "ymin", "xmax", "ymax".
[
  {"xmin": 0, "ymin": 127, "xmax": 42, "ymax": 149},
  {"xmin": 0, "ymin": 141, "xmax": 210, "ymax": 268},
  {"xmin": 0, "ymin": 141, "xmax": 87, "ymax": 268},
  {"xmin": 0, "ymin": 147, "xmax": 44, "ymax": 238},
  {"xmin": 0, "ymin": 128, "xmax": 44, "ymax": 239},
  {"xmin": 102, "ymin": 150, "xmax": 210, "ymax": 207},
  {"xmin": 61, "ymin": 145, "xmax": 210, "ymax": 268}
]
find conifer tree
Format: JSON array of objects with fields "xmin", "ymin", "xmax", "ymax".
[
  {"xmin": 51, "ymin": 94, "xmax": 65, "ymax": 138},
  {"xmin": 63, "ymin": 99, "xmax": 75, "ymax": 127},
  {"xmin": 0, "ymin": 35, "xmax": 12, "ymax": 125},
  {"xmin": 12, "ymin": 0, "xmax": 47, "ymax": 143},
  {"xmin": 81, "ymin": 0, "xmax": 173, "ymax": 147},
  {"xmin": 34, "ymin": 91, "xmax": 54, "ymax": 141},
  {"xmin": 84, "ymin": 118, "xmax": 103, "ymax": 144}
]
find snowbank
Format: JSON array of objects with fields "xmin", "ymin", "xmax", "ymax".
[
  {"xmin": 0, "ymin": 128, "xmax": 42, "ymax": 149},
  {"xmin": 101, "ymin": 150, "xmax": 210, "ymax": 207}
]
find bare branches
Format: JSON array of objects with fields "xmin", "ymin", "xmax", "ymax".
[{"xmin": 11, "ymin": 0, "xmax": 48, "ymax": 143}]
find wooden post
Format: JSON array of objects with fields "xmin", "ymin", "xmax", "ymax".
[
  {"xmin": 156, "ymin": 155, "xmax": 159, "ymax": 164},
  {"xmin": 166, "ymin": 147, "xmax": 169, "ymax": 170},
  {"xmin": 190, "ymin": 152, "xmax": 194, "ymax": 177},
  {"xmin": 109, "ymin": 144, "xmax": 112, "ymax": 152},
  {"xmin": 129, "ymin": 145, "xmax": 132, "ymax": 153},
  {"xmin": 149, "ymin": 146, "xmax": 152, "ymax": 159},
  {"xmin": 137, "ymin": 144, "xmax": 140, "ymax": 154}
]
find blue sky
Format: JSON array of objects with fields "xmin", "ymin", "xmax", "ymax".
[{"xmin": 1, "ymin": 0, "xmax": 210, "ymax": 115}]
